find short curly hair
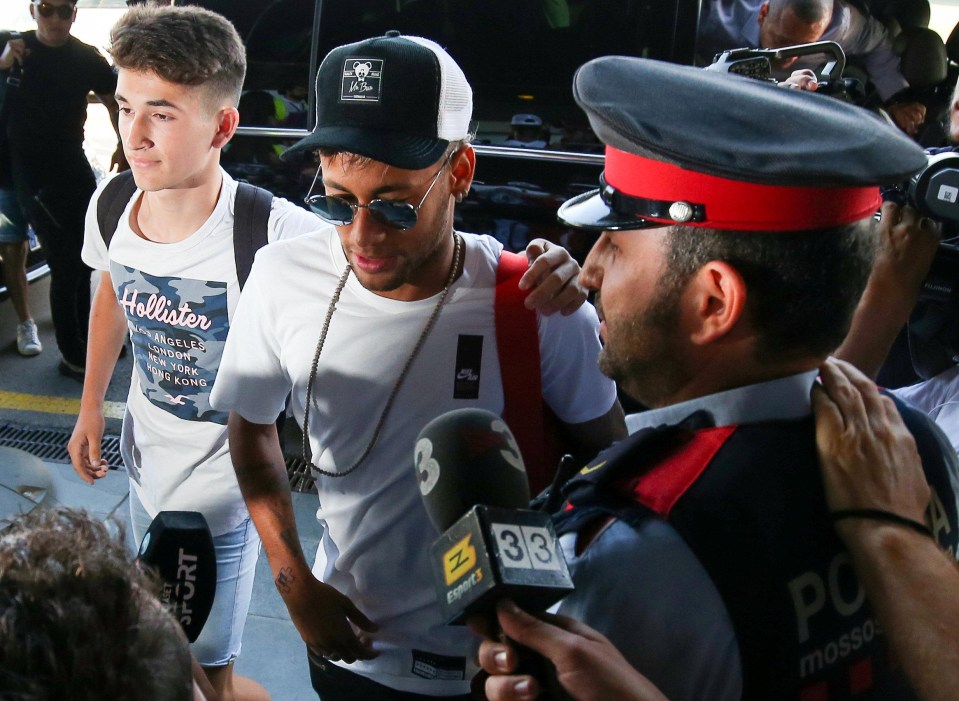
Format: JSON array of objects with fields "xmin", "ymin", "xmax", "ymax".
[
  {"xmin": 110, "ymin": 5, "xmax": 246, "ymax": 110},
  {"xmin": 0, "ymin": 507, "xmax": 193, "ymax": 701}
]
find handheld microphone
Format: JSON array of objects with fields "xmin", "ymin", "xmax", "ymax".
[
  {"xmin": 415, "ymin": 408, "xmax": 574, "ymax": 625},
  {"xmin": 136, "ymin": 511, "xmax": 216, "ymax": 643}
]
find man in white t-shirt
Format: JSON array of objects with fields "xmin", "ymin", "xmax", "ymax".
[
  {"xmin": 67, "ymin": 11, "xmax": 592, "ymax": 701},
  {"xmin": 67, "ymin": 7, "xmax": 308, "ymax": 700},
  {"xmin": 209, "ymin": 33, "xmax": 625, "ymax": 701}
]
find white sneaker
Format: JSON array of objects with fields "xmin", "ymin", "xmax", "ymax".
[{"xmin": 16, "ymin": 319, "xmax": 42, "ymax": 357}]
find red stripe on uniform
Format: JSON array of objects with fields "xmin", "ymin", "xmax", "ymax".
[{"xmin": 626, "ymin": 426, "xmax": 737, "ymax": 516}]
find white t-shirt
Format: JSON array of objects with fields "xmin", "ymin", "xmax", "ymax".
[
  {"xmin": 210, "ymin": 229, "xmax": 617, "ymax": 694},
  {"xmin": 892, "ymin": 365, "xmax": 959, "ymax": 456},
  {"xmin": 82, "ymin": 169, "xmax": 320, "ymax": 535}
]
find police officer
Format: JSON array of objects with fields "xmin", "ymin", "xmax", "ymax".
[{"xmin": 547, "ymin": 57, "xmax": 958, "ymax": 700}]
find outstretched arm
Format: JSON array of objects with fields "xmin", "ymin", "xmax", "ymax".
[{"xmin": 813, "ymin": 358, "xmax": 959, "ymax": 701}]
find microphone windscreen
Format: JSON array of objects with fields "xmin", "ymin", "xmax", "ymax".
[
  {"xmin": 415, "ymin": 408, "xmax": 531, "ymax": 532},
  {"xmin": 137, "ymin": 511, "xmax": 216, "ymax": 643}
]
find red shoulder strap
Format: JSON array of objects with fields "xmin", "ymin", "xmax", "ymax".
[
  {"xmin": 495, "ymin": 251, "xmax": 554, "ymax": 494},
  {"xmin": 626, "ymin": 426, "xmax": 738, "ymax": 516}
]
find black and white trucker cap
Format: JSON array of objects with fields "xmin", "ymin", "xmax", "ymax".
[{"xmin": 282, "ymin": 31, "xmax": 473, "ymax": 170}]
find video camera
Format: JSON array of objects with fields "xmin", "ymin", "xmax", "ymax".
[
  {"xmin": 704, "ymin": 41, "xmax": 864, "ymax": 103},
  {"xmin": 888, "ymin": 151, "xmax": 959, "ymax": 226},
  {"xmin": 881, "ymin": 151, "xmax": 959, "ymax": 378}
]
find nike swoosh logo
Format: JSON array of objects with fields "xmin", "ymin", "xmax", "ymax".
[{"xmin": 580, "ymin": 460, "xmax": 607, "ymax": 474}]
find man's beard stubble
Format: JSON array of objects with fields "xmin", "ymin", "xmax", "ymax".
[{"xmin": 596, "ymin": 283, "xmax": 691, "ymax": 409}]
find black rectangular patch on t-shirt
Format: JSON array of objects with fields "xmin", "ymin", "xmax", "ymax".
[
  {"xmin": 454, "ymin": 335, "xmax": 483, "ymax": 399},
  {"xmin": 411, "ymin": 649, "xmax": 466, "ymax": 680}
]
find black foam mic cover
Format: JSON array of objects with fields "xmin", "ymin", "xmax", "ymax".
[
  {"xmin": 415, "ymin": 409, "xmax": 572, "ymax": 625},
  {"xmin": 137, "ymin": 511, "xmax": 216, "ymax": 643},
  {"xmin": 415, "ymin": 408, "xmax": 531, "ymax": 533}
]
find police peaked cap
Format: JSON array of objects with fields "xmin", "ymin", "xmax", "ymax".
[{"xmin": 558, "ymin": 57, "xmax": 928, "ymax": 232}]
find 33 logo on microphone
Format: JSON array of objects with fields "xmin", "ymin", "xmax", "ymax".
[{"xmin": 490, "ymin": 523, "xmax": 563, "ymax": 571}]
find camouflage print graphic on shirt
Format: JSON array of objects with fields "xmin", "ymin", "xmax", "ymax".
[{"xmin": 111, "ymin": 262, "xmax": 230, "ymax": 424}]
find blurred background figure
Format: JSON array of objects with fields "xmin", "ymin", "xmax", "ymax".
[
  {"xmin": 502, "ymin": 113, "xmax": 549, "ymax": 149},
  {"xmin": 0, "ymin": 27, "xmax": 40, "ymax": 357},
  {"xmin": 270, "ymin": 80, "xmax": 309, "ymax": 128},
  {"xmin": 0, "ymin": 0, "xmax": 124, "ymax": 381},
  {"xmin": 696, "ymin": 0, "xmax": 927, "ymax": 135}
]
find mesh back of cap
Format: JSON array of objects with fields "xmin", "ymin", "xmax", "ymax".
[{"xmin": 407, "ymin": 36, "xmax": 472, "ymax": 141}]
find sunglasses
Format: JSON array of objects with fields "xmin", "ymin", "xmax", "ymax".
[
  {"xmin": 305, "ymin": 150, "xmax": 456, "ymax": 231},
  {"xmin": 34, "ymin": 2, "xmax": 75, "ymax": 19}
]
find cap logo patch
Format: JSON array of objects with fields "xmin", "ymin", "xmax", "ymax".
[{"xmin": 340, "ymin": 58, "xmax": 383, "ymax": 102}]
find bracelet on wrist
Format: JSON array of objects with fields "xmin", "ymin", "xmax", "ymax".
[{"xmin": 830, "ymin": 508, "xmax": 933, "ymax": 539}]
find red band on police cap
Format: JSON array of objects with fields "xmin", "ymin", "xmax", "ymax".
[{"xmin": 605, "ymin": 146, "xmax": 880, "ymax": 231}]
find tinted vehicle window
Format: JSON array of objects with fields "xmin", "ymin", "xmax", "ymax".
[
  {"xmin": 316, "ymin": 0, "xmax": 697, "ymax": 153},
  {"xmin": 202, "ymin": 0, "xmax": 317, "ymax": 198},
  {"xmin": 203, "ymin": 0, "xmax": 698, "ymax": 255}
]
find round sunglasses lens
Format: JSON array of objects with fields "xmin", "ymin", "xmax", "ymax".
[
  {"xmin": 369, "ymin": 201, "xmax": 417, "ymax": 230},
  {"xmin": 308, "ymin": 196, "xmax": 353, "ymax": 225}
]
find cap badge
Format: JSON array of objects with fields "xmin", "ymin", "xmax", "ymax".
[
  {"xmin": 340, "ymin": 58, "xmax": 383, "ymax": 102},
  {"xmin": 668, "ymin": 201, "xmax": 694, "ymax": 223}
]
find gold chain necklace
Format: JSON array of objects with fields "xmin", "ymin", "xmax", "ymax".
[{"xmin": 301, "ymin": 233, "xmax": 463, "ymax": 478}]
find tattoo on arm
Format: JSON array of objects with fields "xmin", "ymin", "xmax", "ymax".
[{"xmin": 276, "ymin": 566, "xmax": 295, "ymax": 594}]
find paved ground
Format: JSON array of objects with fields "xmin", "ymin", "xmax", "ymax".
[{"xmin": 0, "ymin": 277, "xmax": 129, "ymax": 433}]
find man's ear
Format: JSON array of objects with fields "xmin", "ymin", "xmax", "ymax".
[
  {"xmin": 758, "ymin": 1, "xmax": 770, "ymax": 24},
  {"xmin": 212, "ymin": 106, "xmax": 240, "ymax": 149},
  {"xmin": 686, "ymin": 260, "xmax": 747, "ymax": 345},
  {"xmin": 449, "ymin": 144, "xmax": 476, "ymax": 197}
]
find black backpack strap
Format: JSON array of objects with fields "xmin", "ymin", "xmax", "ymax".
[
  {"xmin": 96, "ymin": 170, "xmax": 138, "ymax": 248},
  {"xmin": 233, "ymin": 182, "xmax": 283, "ymax": 438},
  {"xmin": 233, "ymin": 182, "xmax": 273, "ymax": 290}
]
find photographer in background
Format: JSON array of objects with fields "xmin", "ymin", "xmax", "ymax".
[
  {"xmin": 834, "ymin": 199, "xmax": 959, "ymax": 448},
  {"xmin": 697, "ymin": 0, "xmax": 926, "ymax": 135},
  {"xmin": 834, "ymin": 76, "xmax": 959, "ymax": 444}
]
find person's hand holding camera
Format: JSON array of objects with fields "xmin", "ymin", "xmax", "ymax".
[
  {"xmin": 779, "ymin": 69, "xmax": 819, "ymax": 91},
  {"xmin": 870, "ymin": 201, "xmax": 940, "ymax": 317},
  {"xmin": 835, "ymin": 201, "xmax": 940, "ymax": 376}
]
